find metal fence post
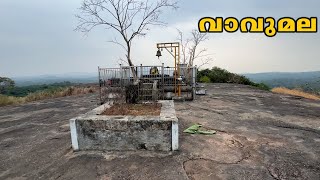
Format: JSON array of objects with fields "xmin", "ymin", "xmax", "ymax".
[
  {"xmin": 140, "ymin": 64, "xmax": 143, "ymax": 78},
  {"xmin": 193, "ymin": 65, "xmax": 197, "ymax": 100},
  {"xmin": 119, "ymin": 64, "xmax": 123, "ymax": 88},
  {"xmin": 161, "ymin": 63, "xmax": 164, "ymax": 100},
  {"xmin": 98, "ymin": 66, "xmax": 102, "ymax": 104}
]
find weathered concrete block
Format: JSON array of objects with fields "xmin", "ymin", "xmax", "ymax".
[{"xmin": 70, "ymin": 101, "xmax": 178, "ymax": 151}]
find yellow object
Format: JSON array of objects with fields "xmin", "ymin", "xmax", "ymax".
[{"xmin": 150, "ymin": 67, "xmax": 159, "ymax": 75}]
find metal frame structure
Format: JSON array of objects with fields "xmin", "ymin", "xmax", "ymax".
[
  {"xmin": 97, "ymin": 42, "xmax": 198, "ymax": 104},
  {"xmin": 156, "ymin": 42, "xmax": 181, "ymax": 96}
]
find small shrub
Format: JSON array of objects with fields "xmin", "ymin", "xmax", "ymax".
[
  {"xmin": 88, "ymin": 89, "xmax": 94, "ymax": 93},
  {"xmin": 0, "ymin": 86, "xmax": 98, "ymax": 107},
  {"xmin": 199, "ymin": 76, "xmax": 211, "ymax": 83},
  {"xmin": 253, "ymin": 83, "xmax": 271, "ymax": 91},
  {"xmin": 0, "ymin": 95, "xmax": 25, "ymax": 106}
]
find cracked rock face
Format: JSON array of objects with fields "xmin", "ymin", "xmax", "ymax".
[
  {"xmin": 183, "ymin": 159, "xmax": 274, "ymax": 180},
  {"xmin": 177, "ymin": 84, "xmax": 320, "ymax": 180},
  {"xmin": 181, "ymin": 132, "xmax": 246, "ymax": 164},
  {"xmin": 0, "ymin": 84, "xmax": 319, "ymax": 180}
]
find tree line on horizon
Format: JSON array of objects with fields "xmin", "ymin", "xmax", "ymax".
[
  {"xmin": 0, "ymin": 80, "xmax": 74, "ymax": 97},
  {"xmin": 197, "ymin": 67, "xmax": 271, "ymax": 91}
]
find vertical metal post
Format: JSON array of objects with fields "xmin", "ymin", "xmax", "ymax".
[
  {"xmin": 135, "ymin": 66, "xmax": 138, "ymax": 79},
  {"xmin": 119, "ymin": 64, "xmax": 123, "ymax": 88},
  {"xmin": 140, "ymin": 64, "xmax": 143, "ymax": 78},
  {"xmin": 192, "ymin": 65, "xmax": 197, "ymax": 100},
  {"xmin": 177, "ymin": 45, "xmax": 181, "ymax": 96},
  {"xmin": 161, "ymin": 63, "xmax": 164, "ymax": 100},
  {"xmin": 139, "ymin": 64, "xmax": 143, "ymax": 101},
  {"xmin": 98, "ymin": 66, "xmax": 102, "ymax": 104},
  {"xmin": 174, "ymin": 47, "xmax": 177, "ymax": 96}
]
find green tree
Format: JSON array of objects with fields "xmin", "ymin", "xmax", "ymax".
[
  {"xmin": 199, "ymin": 76, "xmax": 211, "ymax": 83},
  {"xmin": 0, "ymin": 77, "xmax": 15, "ymax": 94},
  {"xmin": 196, "ymin": 67, "xmax": 270, "ymax": 91}
]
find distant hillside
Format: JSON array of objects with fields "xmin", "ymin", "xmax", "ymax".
[
  {"xmin": 12, "ymin": 72, "xmax": 98, "ymax": 86},
  {"xmin": 243, "ymin": 71, "xmax": 320, "ymax": 93}
]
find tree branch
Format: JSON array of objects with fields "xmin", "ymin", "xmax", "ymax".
[
  {"xmin": 75, "ymin": 0, "xmax": 178, "ymax": 76},
  {"xmin": 176, "ymin": 28, "xmax": 212, "ymax": 67}
]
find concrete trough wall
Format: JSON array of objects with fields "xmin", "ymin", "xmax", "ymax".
[{"xmin": 70, "ymin": 100, "xmax": 178, "ymax": 151}]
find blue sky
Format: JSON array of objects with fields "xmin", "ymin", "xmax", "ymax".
[{"xmin": 0, "ymin": 0, "xmax": 319, "ymax": 77}]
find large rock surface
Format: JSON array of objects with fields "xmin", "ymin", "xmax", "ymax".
[{"xmin": 0, "ymin": 84, "xmax": 319, "ymax": 179}]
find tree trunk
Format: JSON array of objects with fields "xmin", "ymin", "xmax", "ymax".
[{"xmin": 126, "ymin": 43, "xmax": 137, "ymax": 79}]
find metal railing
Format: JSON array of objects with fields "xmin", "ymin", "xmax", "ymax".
[{"xmin": 98, "ymin": 64, "xmax": 197, "ymax": 104}]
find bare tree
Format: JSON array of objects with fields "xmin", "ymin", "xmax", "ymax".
[
  {"xmin": 177, "ymin": 29, "xmax": 190, "ymax": 65},
  {"xmin": 177, "ymin": 29, "xmax": 212, "ymax": 68},
  {"xmin": 76, "ymin": 0, "xmax": 178, "ymax": 77}
]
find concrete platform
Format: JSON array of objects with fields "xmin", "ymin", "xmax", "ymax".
[{"xmin": 70, "ymin": 100, "xmax": 178, "ymax": 151}]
